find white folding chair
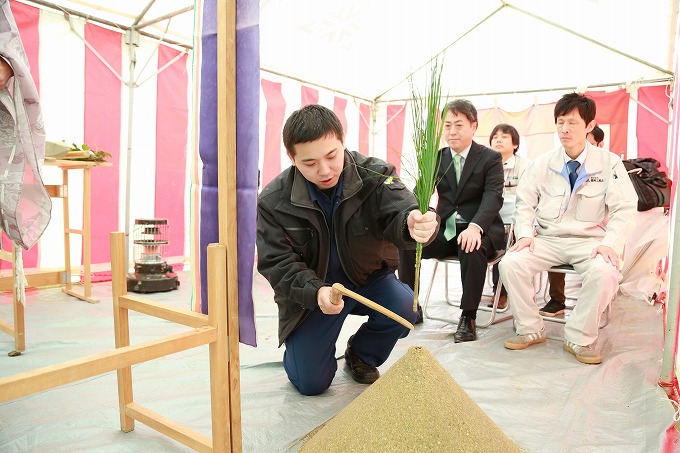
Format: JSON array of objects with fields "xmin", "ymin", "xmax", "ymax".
[{"xmin": 421, "ymin": 227, "xmax": 513, "ymax": 328}]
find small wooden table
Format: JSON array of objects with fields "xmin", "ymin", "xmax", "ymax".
[{"xmin": 45, "ymin": 158, "xmax": 112, "ymax": 304}]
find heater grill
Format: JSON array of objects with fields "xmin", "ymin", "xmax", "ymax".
[{"xmin": 126, "ymin": 218, "xmax": 180, "ymax": 293}]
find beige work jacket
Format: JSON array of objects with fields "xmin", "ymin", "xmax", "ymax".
[{"xmin": 513, "ymin": 143, "xmax": 637, "ymax": 255}]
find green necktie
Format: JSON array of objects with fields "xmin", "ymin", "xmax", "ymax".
[{"xmin": 443, "ymin": 153, "xmax": 462, "ymax": 241}]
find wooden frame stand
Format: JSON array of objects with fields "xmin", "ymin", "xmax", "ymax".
[{"xmin": 0, "ymin": 232, "xmax": 242, "ymax": 452}]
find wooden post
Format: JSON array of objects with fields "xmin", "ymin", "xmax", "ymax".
[
  {"xmin": 216, "ymin": 0, "xmax": 242, "ymax": 451},
  {"xmin": 62, "ymin": 168, "xmax": 71, "ymax": 291},
  {"xmin": 82, "ymin": 167, "xmax": 92, "ymax": 299},
  {"xmin": 208, "ymin": 243, "xmax": 230, "ymax": 451},
  {"xmin": 111, "ymin": 232, "xmax": 134, "ymax": 432},
  {"xmin": 0, "ymin": 245, "xmax": 24, "ymax": 356},
  {"xmin": 12, "ymin": 246, "xmax": 25, "ymax": 354}
]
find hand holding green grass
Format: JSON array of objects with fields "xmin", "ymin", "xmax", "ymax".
[{"xmin": 407, "ymin": 210, "xmax": 438, "ymax": 243}]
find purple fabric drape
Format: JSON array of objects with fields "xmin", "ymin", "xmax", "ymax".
[{"xmin": 199, "ymin": 0, "xmax": 259, "ymax": 346}]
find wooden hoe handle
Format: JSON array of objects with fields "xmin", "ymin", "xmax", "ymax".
[{"xmin": 331, "ymin": 283, "xmax": 414, "ymax": 330}]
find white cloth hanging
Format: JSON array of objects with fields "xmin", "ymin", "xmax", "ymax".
[{"xmin": 0, "ymin": 0, "xmax": 51, "ymax": 250}]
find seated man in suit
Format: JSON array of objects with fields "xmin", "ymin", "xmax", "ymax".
[
  {"xmin": 399, "ymin": 99, "xmax": 504, "ymax": 342},
  {"xmin": 500, "ymin": 94, "xmax": 637, "ymax": 364}
]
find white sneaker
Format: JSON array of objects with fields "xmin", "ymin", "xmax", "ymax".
[
  {"xmin": 563, "ymin": 340, "xmax": 602, "ymax": 364},
  {"xmin": 504, "ymin": 328, "xmax": 547, "ymax": 350}
]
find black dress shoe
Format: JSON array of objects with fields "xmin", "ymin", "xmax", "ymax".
[
  {"xmin": 453, "ymin": 315, "xmax": 477, "ymax": 343},
  {"xmin": 344, "ymin": 337, "xmax": 380, "ymax": 384},
  {"xmin": 415, "ymin": 305, "xmax": 424, "ymax": 325}
]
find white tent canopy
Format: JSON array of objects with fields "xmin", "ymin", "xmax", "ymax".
[
  {"xmin": 259, "ymin": 0, "xmax": 676, "ymax": 102},
  {"xmin": 37, "ymin": 0, "xmax": 675, "ymax": 101}
]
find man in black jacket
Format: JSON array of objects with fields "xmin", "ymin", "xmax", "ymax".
[
  {"xmin": 256, "ymin": 104, "xmax": 439, "ymax": 396},
  {"xmin": 399, "ymin": 99, "xmax": 504, "ymax": 342}
]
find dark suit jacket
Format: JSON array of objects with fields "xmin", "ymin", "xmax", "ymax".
[{"xmin": 435, "ymin": 141, "xmax": 505, "ymax": 250}]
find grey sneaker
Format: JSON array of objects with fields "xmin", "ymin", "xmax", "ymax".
[
  {"xmin": 504, "ymin": 328, "xmax": 547, "ymax": 350},
  {"xmin": 563, "ymin": 340, "xmax": 602, "ymax": 364}
]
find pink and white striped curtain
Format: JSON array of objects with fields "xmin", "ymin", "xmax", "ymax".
[{"xmin": 5, "ymin": 0, "xmax": 191, "ymax": 275}]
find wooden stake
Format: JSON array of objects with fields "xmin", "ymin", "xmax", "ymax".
[
  {"xmin": 11, "ymin": 245, "xmax": 24, "ymax": 354},
  {"xmin": 208, "ymin": 243, "xmax": 230, "ymax": 452},
  {"xmin": 216, "ymin": 0, "xmax": 243, "ymax": 450},
  {"xmin": 111, "ymin": 231, "xmax": 134, "ymax": 432}
]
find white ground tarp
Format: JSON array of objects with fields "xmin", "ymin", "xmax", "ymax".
[{"xmin": 0, "ymin": 268, "xmax": 675, "ymax": 452}]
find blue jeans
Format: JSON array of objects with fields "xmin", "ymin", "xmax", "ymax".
[{"xmin": 283, "ymin": 268, "xmax": 417, "ymax": 395}]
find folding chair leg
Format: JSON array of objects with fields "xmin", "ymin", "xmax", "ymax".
[
  {"xmin": 423, "ymin": 260, "xmax": 512, "ymax": 328},
  {"xmin": 476, "ymin": 279, "xmax": 512, "ymax": 328},
  {"xmin": 421, "ymin": 261, "xmax": 440, "ymax": 318},
  {"xmin": 422, "ymin": 263, "xmax": 461, "ymax": 325},
  {"xmin": 444, "ymin": 262, "xmax": 457, "ymax": 306}
]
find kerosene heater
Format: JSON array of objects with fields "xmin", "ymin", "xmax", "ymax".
[{"xmin": 126, "ymin": 218, "xmax": 180, "ymax": 293}]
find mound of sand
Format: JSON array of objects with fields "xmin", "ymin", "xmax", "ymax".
[{"xmin": 300, "ymin": 346, "xmax": 522, "ymax": 452}]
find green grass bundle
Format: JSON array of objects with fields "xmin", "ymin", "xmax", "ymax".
[{"xmin": 406, "ymin": 58, "xmax": 445, "ymax": 310}]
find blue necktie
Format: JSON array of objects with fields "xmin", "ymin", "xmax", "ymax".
[{"xmin": 567, "ymin": 160, "xmax": 580, "ymax": 190}]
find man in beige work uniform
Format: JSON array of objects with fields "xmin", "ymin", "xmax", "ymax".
[{"xmin": 499, "ymin": 93, "xmax": 637, "ymax": 364}]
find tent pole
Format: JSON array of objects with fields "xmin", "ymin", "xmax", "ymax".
[
  {"xmin": 667, "ymin": 86, "xmax": 675, "ymax": 182},
  {"xmin": 260, "ymin": 68, "xmax": 372, "ymax": 104},
  {"xmin": 123, "ymin": 29, "xmax": 139, "ymax": 272},
  {"xmin": 374, "ymin": 5, "xmax": 504, "ymax": 101},
  {"xmin": 507, "ymin": 3, "xmax": 673, "ymax": 77},
  {"xmin": 370, "ymin": 102, "xmax": 377, "ymax": 157},
  {"xmin": 659, "ymin": 11, "xmax": 678, "ymax": 392},
  {"xmin": 666, "ymin": 0, "xmax": 678, "ymax": 72},
  {"xmin": 23, "ymin": 0, "xmax": 192, "ymax": 50},
  {"xmin": 660, "ymin": 159, "xmax": 680, "ymax": 391},
  {"xmin": 136, "ymin": 6, "xmax": 195, "ymax": 30},
  {"xmin": 132, "ymin": 0, "xmax": 157, "ymax": 26},
  {"xmin": 378, "ymin": 78, "xmax": 673, "ymax": 104}
]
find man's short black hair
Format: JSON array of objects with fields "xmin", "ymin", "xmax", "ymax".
[
  {"xmin": 489, "ymin": 123, "xmax": 520, "ymax": 154},
  {"xmin": 554, "ymin": 92, "xmax": 596, "ymax": 125},
  {"xmin": 282, "ymin": 104, "xmax": 344, "ymax": 156},
  {"xmin": 444, "ymin": 99, "xmax": 478, "ymax": 124}
]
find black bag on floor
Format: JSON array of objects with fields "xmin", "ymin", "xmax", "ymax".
[{"xmin": 622, "ymin": 157, "xmax": 672, "ymax": 211}]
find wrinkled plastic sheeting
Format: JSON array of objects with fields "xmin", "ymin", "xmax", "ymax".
[
  {"xmin": 0, "ymin": 264, "xmax": 676, "ymax": 452},
  {"xmin": 620, "ymin": 208, "xmax": 669, "ymax": 302}
]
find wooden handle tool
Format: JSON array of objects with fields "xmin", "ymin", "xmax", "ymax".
[{"xmin": 331, "ymin": 283, "xmax": 414, "ymax": 330}]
